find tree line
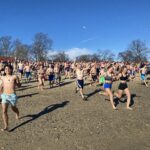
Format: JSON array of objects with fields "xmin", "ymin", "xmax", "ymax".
[
  {"xmin": 0, "ymin": 32, "xmax": 149, "ymax": 62},
  {"xmin": 0, "ymin": 32, "xmax": 53, "ymax": 61}
]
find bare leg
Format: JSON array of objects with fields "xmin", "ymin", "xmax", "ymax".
[
  {"xmin": 1, "ymin": 103, "xmax": 9, "ymax": 131},
  {"xmin": 114, "ymin": 90, "xmax": 123, "ymax": 99},
  {"xmin": 79, "ymin": 88, "xmax": 87, "ymax": 100},
  {"xmin": 41, "ymin": 78, "xmax": 44, "ymax": 90},
  {"xmin": 38, "ymin": 78, "xmax": 42, "ymax": 89},
  {"xmin": 11, "ymin": 105, "xmax": 20, "ymax": 120},
  {"xmin": 105, "ymin": 89, "xmax": 117, "ymax": 110},
  {"xmin": 79, "ymin": 89, "xmax": 84, "ymax": 98},
  {"xmin": 144, "ymin": 80, "xmax": 148, "ymax": 87},
  {"xmin": 124, "ymin": 88, "xmax": 132, "ymax": 110},
  {"xmin": 99, "ymin": 91, "xmax": 109, "ymax": 96}
]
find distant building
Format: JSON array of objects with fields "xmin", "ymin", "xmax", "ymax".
[{"xmin": 0, "ymin": 57, "xmax": 15, "ymax": 62}]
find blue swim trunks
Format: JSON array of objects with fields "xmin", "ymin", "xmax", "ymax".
[
  {"xmin": 25, "ymin": 72, "xmax": 31, "ymax": 78},
  {"xmin": 141, "ymin": 74, "xmax": 146, "ymax": 80},
  {"xmin": 103, "ymin": 83, "xmax": 112, "ymax": 89},
  {"xmin": 77, "ymin": 80, "xmax": 84, "ymax": 89},
  {"xmin": 49, "ymin": 75, "xmax": 54, "ymax": 81},
  {"xmin": 1, "ymin": 93, "xmax": 17, "ymax": 106}
]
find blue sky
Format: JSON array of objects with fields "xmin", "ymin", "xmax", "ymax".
[{"xmin": 0, "ymin": 0, "xmax": 150, "ymax": 58}]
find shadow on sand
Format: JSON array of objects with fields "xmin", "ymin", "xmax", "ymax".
[
  {"xmin": 9, "ymin": 101, "xmax": 69, "ymax": 132},
  {"xmin": 87, "ymin": 89, "xmax": 101, "ymax": 99},
  {"xmin": 114, "ymin": 94, "xmax": 141, "ymax": 107},
  {"xmin": 18, "ymin": 92, "xmax": 39, "ymax": 99},
  {"xmin": 44, "ymin": 81, "xmax": 74, "ymax": 89}
]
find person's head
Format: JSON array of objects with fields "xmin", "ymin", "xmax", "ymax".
[
  {"xmin": 26, "ymin": 62, "xmax": 29, "ymax": 65},
  {"xmin": 4, "ymin": 65, "xmax": 13, "ymax": 75},
  {"xmin": 107, "ymin": 64, "xmax": 113, "ymax": 73},
  {"xmin": 40, "ymin": 64, "xmax": 44, "ymax": 69},
  {"xmin": 78, "ymin": 64, "xmax": 82, "ymax": 70},
  {"xmin": 120, "ymin": 66, "xmax": 127, "ymax": 74},
  {"xmin": 49, "ymin": 64, "xmax": 52, "ymax": 68}
]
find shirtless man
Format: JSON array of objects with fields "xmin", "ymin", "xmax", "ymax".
[
  {"xmin": 90, "ymin": 64, "xmax": 97, "ymax": 86},
  {"xmin": 140, "ymin": 64, "xmax": 148, "ymax": 87},
  {"xmin": 0, "ymin": 65, "xmax": 21, "ymax": 131},
  {"xmin": 54, "ymin": 63, "xmax": 61, "ymax": 86},
  {"xmin": 24, "ymin": 62, "xmax": 31, "ymax": 83},
  {"xmin": 64, "ymin": 62, "xmax": 71, "ymax": 79},
  {"xmin": 37, "ymin": 65, "xmax": 45, "ymax": 91},
  {"xmin": 75, "ymin": 64, "xmax": 88, "ymax": 100},
  {"xmin": 46, "ymin": 64, "xmax": 54, "ymax": 88},
  {"xmin": 18, "ymin": 61, "xmax": 24, "ymax": 82},
  {"xmin": 71, "ymin": 61, "xmax": 76, "ymax": 78}
]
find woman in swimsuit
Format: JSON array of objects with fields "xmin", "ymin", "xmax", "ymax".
[
  {"xmin": 114, "ymin": 66, "xmax": 132, "ymax": 110},
  {"xmin": 99, "ymin": 65, "xmax": 117, "ymax": 110}
]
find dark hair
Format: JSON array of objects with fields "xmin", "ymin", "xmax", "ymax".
[
  {"xmin": 120, "ymin": 66, "xmax": 127, "ymax": 73},
  {"xmin": 107, "ymin": 64, "xmax": 113, "ymax": 70},
  {"xmin": 4, "ymin": 64, "xmax": 13, "ymax": 75}
]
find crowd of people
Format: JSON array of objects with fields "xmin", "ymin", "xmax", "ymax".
[{"xmin": 0, "ymin": 59, "xmax": 149, "ymax": 131}]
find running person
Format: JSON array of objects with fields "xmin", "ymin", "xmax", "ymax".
[
  {"xmin": 0, "ymin": 65, "xmax": 21, "ymax": 131},
  {"xmin": 64, "ymin": 62, "xmax": 71, "ymax": 79},
  {"xmin": 54, "ymin": 63, "xmax": 61, "ymax": 86},
  {"xmin": 90, "ymin": 63, "xmax": 97, "ymax": 86},
  {"xmin": 99, "ymin": 65, "xmax": 117, "ymax": 110},
  {"xmin": 46, "ymin": 64, "xmax": 54, "ymax": 88},
  {"xmin": 114, "ymin": 66, "xmax": 133, "ymax": 110},
  {"xmin": 140, "ymin": 64, "xmax": 148, "ymax": 87},
  {"xmin": 75, "ymin": 64, "xmax": 88, "ymax": 100},
  {"xmin": 24, "ymin": 62, "xmax": 31, "ymax": 83},
  {"xmin": 37, "ymin": 65, "xmax": 45, "ymax": 91},
  {"xmin": 18, "ymin": 61, "xmax": 24, "ymax": 82}
]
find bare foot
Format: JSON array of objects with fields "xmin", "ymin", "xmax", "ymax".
[
  {"xmin": 99, "ymin": 91, "xmax": 104, "ymax": 95},
  {"xmin": 127, "ymin": 107, "xmax": 133, "ymax": 110},
  {"xmin": 1, "ymin": 128, "xmax": 8, "ymax": 132},
  {"xmin": 113, "ymin": 106, "xmax": 118, "ymax": 110},
  {"xmin": 16, "ymin": 114, "xmax": 20, "ymax": 120}
]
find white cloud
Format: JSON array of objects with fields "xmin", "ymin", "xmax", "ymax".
[
  {"xmin": 48, "ymin": 48, "xmax": 93, "ymax": 60},
  {"xmin": 48, "ymin": 51, "xmax": 58, "ymax": 56},
  {"xmin": 66, "ymin": 48, "xmax": 93, "ymax": 60}
]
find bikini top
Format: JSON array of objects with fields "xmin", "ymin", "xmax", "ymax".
[
  {"xmin": 120, "ymin": 74, "xmax": 128, "ymax": 81},
  {"xmin": 105, "ymin": 74, "xmax": 113, "ymax": 81}
]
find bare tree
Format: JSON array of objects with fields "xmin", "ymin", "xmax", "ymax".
[
  {"xmin": 51, "ymin": 52, "xmax": 69, "ymax": 62},
  {"xmin": 76, "ymin": 54, "xmax": 91, "ymax": 62},
  {"xmin": 118, "ymin": 40, "xmax": 149, "ymax": 62},
  {"xmin": 128, "ymin": 40, "xmax": 149, "ymax": 62},
  {"xmin": 98, "ymin": 49, "xmax": 115, "ymax": 61},
  {"xmin": 0, "ymin": 36, "xmax": 12, "ymax": 57},
  {"xmin": 118, "ymin": 50, "xmax": 135, "ymax": 62},
  {"xmin": 12, "ymin": 39, "xmax": 30, "ymax": 60},
  {"xmin": 32, "ymin": 32, "xmax": 53, "ymax": 61}
]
